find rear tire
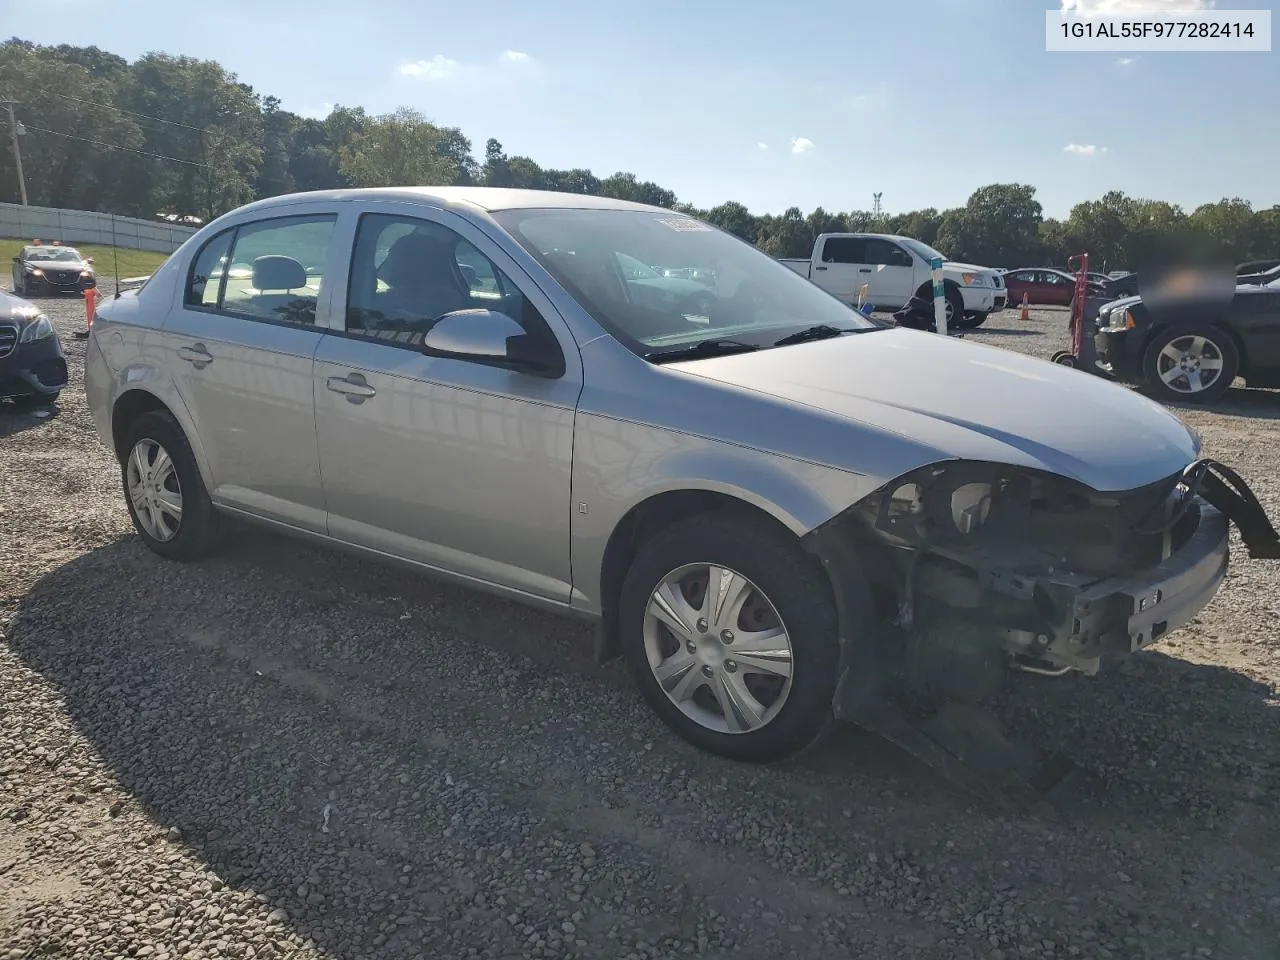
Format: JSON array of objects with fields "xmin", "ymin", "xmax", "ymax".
[
  {"xmin": 121, "ymin": 410, "xmax": 225, "ymax": 561},
  {"xmin": 618, "ymin": 511, "xmax": 842, "ymax": 763}
]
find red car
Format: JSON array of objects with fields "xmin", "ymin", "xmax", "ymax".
[{"xmin": 1001, "ymin": 268, "xmax": 1106, "ymax": 307}]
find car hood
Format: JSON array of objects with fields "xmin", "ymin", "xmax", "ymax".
[
  {"xmin": 0, "ymin": 288, "xmax": 40, "ymax": 322},
  {"xmin": 668, "ymin": 328, "xmax": 1199, "ymax": 492},
  {"xmin": 944, "ymin": 261, "xmax": 998, "ymax": 275}
]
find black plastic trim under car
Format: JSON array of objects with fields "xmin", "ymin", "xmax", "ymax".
[{"xmin": 1187, "ymin": 458, "xmax": 1280, "ymax": 559}]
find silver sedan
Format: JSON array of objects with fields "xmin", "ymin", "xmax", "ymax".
[{"xmin": 84, "ymin": 187, "xmax": 1280, "ymax": 762}]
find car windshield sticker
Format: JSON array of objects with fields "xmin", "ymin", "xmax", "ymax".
[{"xmin": 656, "ymin": 217, "xmax": 712, "ymax": 232}]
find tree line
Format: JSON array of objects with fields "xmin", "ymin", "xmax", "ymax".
[{"xmin": 3, "ymin": 38, "xmax": 1278, "ymax": 273}]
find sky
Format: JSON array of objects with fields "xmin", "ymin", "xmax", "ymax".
[{"xmin": 3, "ymin": 0, "xmax": 1276, "ymax": 219}]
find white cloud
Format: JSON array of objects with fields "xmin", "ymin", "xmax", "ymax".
[
  {"xmin": 791, "ymin": 137, "xmax": 815, "ymax": 155},
  {"xmin": 1116, "ymin": 56, "xmax": 1136, "ymax": 65},
  {"xmin": 1064, "ymin": 143, "xmax": 1109, "ymax": 155},
  {"xmin": 1061, "ymin": 0, "xmax": 1212, "ymax": 15},
  {"xmin": 398, "ymin": 51, "xmax": 540, "ymax": 86},
  {"xmin": 757, "ymin": 141, "xmax": 769, "ymax": 150},
  {"xmin": 399, "ymin": 55, "xmax": 461, "ymax": 81}
]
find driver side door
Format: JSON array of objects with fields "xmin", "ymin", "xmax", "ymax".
[{"xmin": 313, "ymin": 205, "xmax": 584, "ymax": 603}]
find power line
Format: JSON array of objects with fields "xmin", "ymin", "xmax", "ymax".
[
  {"xmin": 21, "ymin": 123, "xmax": 209, "ymax": 167},
  {"xmin": 44, "ymin": 91, "xmax": 209, "ymax": 133}
]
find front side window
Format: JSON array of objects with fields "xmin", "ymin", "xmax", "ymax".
[
  {"xmin": 345, "ymin": 213, "xmax": 534, "ymax": 348},
  {"xmin": 899, "ymin": 237, "xmax": 946, "ymax": 264},
  {"xmin": 491, "ymin": 209, "xmax": 877, "ymax": 358},
  {"xmin": 184, "ymin": 215, "xmax": 335, "ymax": 324},
  {"xmin": 864, "ymin": 239, "xmax": 911, "ymax": 267}
]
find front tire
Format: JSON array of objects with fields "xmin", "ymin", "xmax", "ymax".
[
  {"xmin": 1140, "ymin": 324, "xmax": 1239, "ymax": 403},
  {"xmin": 618, "ymin": 512, "xmax": 841, "ymax": 762},
  {"xmin": 121, "ymin": 410, "xmax": 225, "ymax": 560},
  {"xmin": 942, "ymin": 287, "xmax": 964, "ymax": 331},
  {"xmin": 956, "ymin": 310, "xmax": 990, "ymax": 329}
]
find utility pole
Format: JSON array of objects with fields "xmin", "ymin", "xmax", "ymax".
[{"xmin": 2, "ymin": 97, "xmax": 29, "ymax": 206}]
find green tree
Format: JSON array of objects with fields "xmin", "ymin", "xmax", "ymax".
[
  {"xmin": 338, "ymin": 107, "xmax": 456, "ymax": 187},
  {"xmin": 704, "ymin": 201, "xmax": 758, "ymax": 242}
]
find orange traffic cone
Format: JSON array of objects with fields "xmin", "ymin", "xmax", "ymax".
[
  {"xmin": 1019, "ymin": 292, "xmax": 1030, "ymax": 322},
  {"xmin": 73, "ymin": 286, "xmax": 97, "ymax": 340}
]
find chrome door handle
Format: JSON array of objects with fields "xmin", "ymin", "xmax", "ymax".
[
  {"xmin": 176, "ymin": 343, "xmax": 213, "ymax": 365},
  {"xmin": 326, "ymin": 374, "xmax": 376, "ymax": 401}
]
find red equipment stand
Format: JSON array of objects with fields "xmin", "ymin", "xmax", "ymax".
[{"xmin": 1050, "ymin": 253, "xmax": 1095, "ymax": 369}]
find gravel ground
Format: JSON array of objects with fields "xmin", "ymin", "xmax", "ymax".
[{"xmin": 3, "ymin": 289, "xmax": 1279, "ymax": 960}]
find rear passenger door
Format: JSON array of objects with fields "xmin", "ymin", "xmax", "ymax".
[
  {"xmin": 814, "ymin": 237, "xmax": 865, "ymax": 304},
  {"xmin": 162, "ymin": 212, "xmax": 339, "ymax": 533}
]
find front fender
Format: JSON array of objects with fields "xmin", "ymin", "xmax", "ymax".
[{"xmin": 568, "ymin": 410, "xmax": 881, "ymax": 613}]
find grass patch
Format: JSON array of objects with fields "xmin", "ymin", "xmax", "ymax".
[{"xmin": 0, "ymin": 238, "xmax": 171, "ymax": 280}]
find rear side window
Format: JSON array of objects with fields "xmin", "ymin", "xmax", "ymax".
[
  {"xmin": 821, "ymin": 237, "xmax": 865, "ymax": 264},
  {"xmin": 184, "ymin": 214, "xmax": 336, "ymax": 325}
]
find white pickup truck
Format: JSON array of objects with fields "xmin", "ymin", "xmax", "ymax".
[{"xmin": 781, "ymin": 233, "xmax": 1007, "ymax": 329}]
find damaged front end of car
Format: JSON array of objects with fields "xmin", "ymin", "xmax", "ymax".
[
  {"xmin": 806, "ymin": 457, "xmax": 1279, "ymax": 710},
  {"xmin": 802, "ymin": 456, "xmax": 1278, "ymax": 810}
]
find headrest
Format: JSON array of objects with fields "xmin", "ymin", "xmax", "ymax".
[
  {"xmin": 253, "ymin": 255, "xmax": 306, "ymax": 291},
  {"xmin": 379, "ymin": 233, "xmax": 457, "ymax": 288}
]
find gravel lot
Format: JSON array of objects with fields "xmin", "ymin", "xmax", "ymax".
[{"xmin": 3, "ymin": 287, "xmax": 1279, "ymax": 960}]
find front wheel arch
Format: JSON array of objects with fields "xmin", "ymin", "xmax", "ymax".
[{"xmin": 596, "ymin": 491, "xmax": 809, "ymax": 665}]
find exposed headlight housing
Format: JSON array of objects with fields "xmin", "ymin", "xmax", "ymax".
[
  {"xmin": 960, "ymin": 273, "xmax": 985, "ymax": 287},
  {"xmin": 19, "ymin": 314, "xmax": 55, "ymax": 343}
]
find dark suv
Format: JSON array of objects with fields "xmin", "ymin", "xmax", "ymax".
[{"xmin": 11, "ymin": 243, "xmax": 97, "ymax": 297}]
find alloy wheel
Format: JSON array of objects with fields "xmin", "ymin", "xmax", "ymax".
[{"xmin": 1153, "ymin": 334, "xmax": 1226, "ymax": 395}]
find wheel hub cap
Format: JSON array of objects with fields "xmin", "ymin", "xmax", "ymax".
[
  {"xmin": 641, "ymin": 563, "xmax": 795, "ymax": 735},
  {"xmin": 126, "ymin": 439, "xmax": 183, "ymax": 542}
]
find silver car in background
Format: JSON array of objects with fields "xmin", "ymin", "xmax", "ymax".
[{"xmin": 84, "ymin": 187, "xmax": 1280, "ymax": 763}]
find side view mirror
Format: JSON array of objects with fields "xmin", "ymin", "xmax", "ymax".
[
  {"xmin": 422, "ymin": 309, "xmax": 563, "ymax": 378},
  {"xmin": 11, "ymin": 256, "xmax": 19, "ymax": 263},
  {"xmin": 86, "ymin": 257, "xmax": 94, "ymax": 265}
]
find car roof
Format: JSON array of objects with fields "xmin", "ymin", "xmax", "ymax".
[{"xmin": 225, "ymin": 186, "xmax": 668, "ymax": 217}]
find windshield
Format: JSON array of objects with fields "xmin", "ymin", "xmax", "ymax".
[
  {"xmin": 491, "ymin": 208, "xmax": 876, "ymax": 356},
  {"xmin": 898, "ymin": 237, "xmax": 947, "ymax": 263},
  {"xmin": 25, "ymin": 246, "xmax": 82, "ymax": 262}
]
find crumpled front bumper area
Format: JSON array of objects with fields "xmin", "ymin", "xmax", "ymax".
[{"xmin": 804, "ymin": 457, "xmax": 1280, "ymax": 694}]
